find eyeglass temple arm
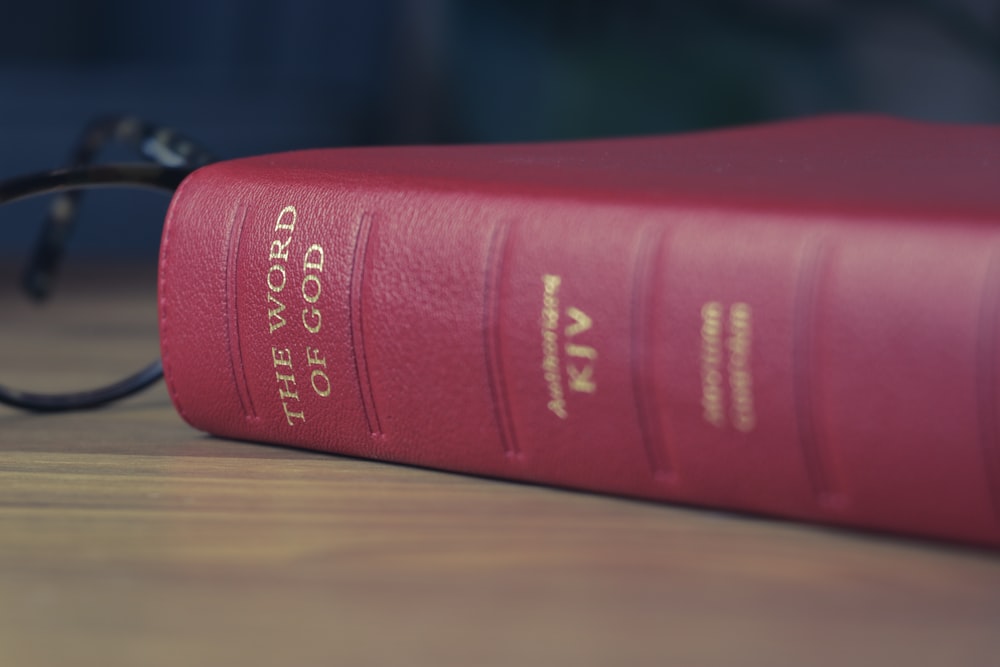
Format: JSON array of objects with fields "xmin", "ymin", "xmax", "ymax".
[{"xmin": 21, "ymin": 115, "xmax": 216, "ymax": 301}]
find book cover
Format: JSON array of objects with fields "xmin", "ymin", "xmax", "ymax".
[{"xmin": 158, "ymin": 114, "xmax": 1000, "ymax": 546}]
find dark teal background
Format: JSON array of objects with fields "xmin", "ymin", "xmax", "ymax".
[{"xmin": 2, "ymin": 0, "xmax": 999, "ymax": 259}]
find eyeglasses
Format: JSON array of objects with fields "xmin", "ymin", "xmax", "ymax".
[{"xmin": 0, "ymin": 116, "xmax": 215, "ymax": 412}]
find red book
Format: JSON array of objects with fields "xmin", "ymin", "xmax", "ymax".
[{"xmin": 158, "ymin": 115, "xmax": 1000, "ymax": 547}]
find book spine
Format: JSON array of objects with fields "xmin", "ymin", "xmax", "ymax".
[{"xmin": 159, "ymin": 162, "xmax": 1000, "ymax": 546}]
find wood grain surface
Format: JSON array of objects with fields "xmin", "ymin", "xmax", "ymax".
[{"xmin": 1, "ymin": 267, "xmax": 998, "ymax": 667}]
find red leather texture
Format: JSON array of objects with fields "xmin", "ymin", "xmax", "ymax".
[{"xmin": 158, "ymin": 115, "xmax": 1000, "ymax": 546}]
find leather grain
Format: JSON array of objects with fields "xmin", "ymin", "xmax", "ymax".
[{"xmin": 159, "ymin": 115, "xmax": 1000, "ymax": 546}]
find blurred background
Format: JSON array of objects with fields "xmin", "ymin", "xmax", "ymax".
[
  {"xmin": 0, "ymin": 0, "xmax": 998, "ymax": 403},
  {"xmin": 1, "ymin": 0, "xmax": 999, "ymax": 260}
]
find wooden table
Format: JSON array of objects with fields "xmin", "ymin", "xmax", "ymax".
[{"xmin": 1, "ymin": 266, "xmax": 998, "ymax": 666}]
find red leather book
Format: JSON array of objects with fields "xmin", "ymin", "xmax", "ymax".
[{"xmin": 158, "ymin": 114, "xmax": 1000, "ymax": 547}]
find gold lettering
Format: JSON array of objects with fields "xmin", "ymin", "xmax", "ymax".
[
  {"xmin": 264, "ymin": 204, "xmax": 309, "ymax": 427},
  {"xmin": 303, "ymin": 244, "xmax": 325, "ymax": 271},
  {"xmin": 267, "ymin": 264, "xmax": 287, "ymax": 293},
  {"xmin": 302, "ymin": 308, "xmax": 321, "ymax": 334},
  {"xmin": 282, "ymin": 402, "xmax": 306, "ymax": 426},
  {"xmin": 275, "ymin": 372, "xmax": 299, "ymax": 401},
  {"xmin": 306, "ymin": 347, "xmax": 327, "ymax": 367},
  {"xmin": 702, "ymin": 389, "xmax": 725, "ymax": 429},
  {"xmin": 271, "ymin": 347, "xmax": 293, "ymax": 368},
  {"xmin": 567, "ymin": 364, "xmax": 596, "ymax": 393},
  {"xmin": 547, "ymin": 400, "xmax": 568, "ymax": 419},
  {"xmin": 275, "ymin": 205, "xmax": 297, "ymax": 231},
  {"xmin": 727, "ymin": 302, "xmax": 755, "ymax": 433},
  {"xmin": 269, "ymin": 237, "xmax": 291, "ymax": 261},
  {"xmin": 301, "ymin": 274, "xmax": 322, "ymax": 304},
  {"xmin": 565, "ymin": 343, "xmax": 597, "ymax": 360},
  {"xmin": 700, "ymin": 301, "xmax": 725, "ymax": 428},
  {"xmin": 542, "ymin": 276, "xmax": 560, "ymax": 330},
  {"xmin": 267, "ymin": 293, "xmax": 288, "ymax": 334},
  {"xmin": 541, "ymin": 274, "xmax": 567, "ymax": 419},
  {"xmin": 310, "ymin": 369, "xmax": 331, "ymax": 397},
  {"xmin": 565, "ymin": 306, "xmax": 592, "ymax": 337},
  {"xmin": 305, "ymin": 348, "xmax": 330, "ymax": 397}
]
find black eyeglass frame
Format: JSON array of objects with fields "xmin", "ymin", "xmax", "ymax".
[
  {"xmin": 0, "ymin": 115, "xmax": 216, "ymax": 412},
  {"xmin": 0, "ymin": 163, "xmax": 193, "ymax": 412}
]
